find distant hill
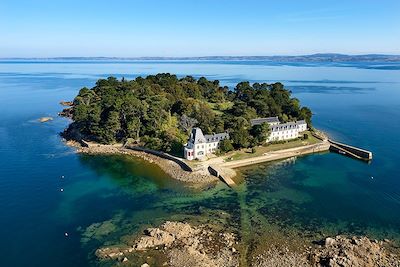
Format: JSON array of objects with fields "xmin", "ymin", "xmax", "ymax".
[{"xmin": 2, "ymin": 53, "xmax": 400, "ymax": 62}]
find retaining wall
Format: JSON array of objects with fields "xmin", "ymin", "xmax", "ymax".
[{"xmin": 127, "ymin": 146, "xmax": 193, "ymax": 172}]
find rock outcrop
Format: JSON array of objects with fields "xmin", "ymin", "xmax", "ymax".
[
  {"xmin": 58, "ymin": 107, "xmax": 73, "ymax": 118},
  {"xmin": 310, "ymin": 236, "xmax": 399, "ymax": 267},
  {"xmin": 59, "ymin": 101, "xmax": 73, "ymax": 106},
  {"xmin": 96, "ymin": 221, "xmax": 239, "ymax": 267}
]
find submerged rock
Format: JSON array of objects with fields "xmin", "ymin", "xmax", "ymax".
[
  {"xmin": 81, "ymin": 220, "xmax": 117, "ymax": 243},
  {"xmin": 38, "ymin": 117, "xmax": 53, "ymax": 123}
]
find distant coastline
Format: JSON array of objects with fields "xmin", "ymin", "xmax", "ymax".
[{"xmin": 2, "ymin": 53, "xmax": 400, "ymax": 62}]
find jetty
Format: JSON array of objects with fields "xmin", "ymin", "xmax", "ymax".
[
  {"xmin": 208, "ymin": 165, "xmax": 236, "ymax": 187},
  {"xmin": 203, "ymin": 137, "xmax": 373, "ymax": 187},
  {"xmin": 328, "ymin": 139, "xmax": 372, "ymax": 161}
]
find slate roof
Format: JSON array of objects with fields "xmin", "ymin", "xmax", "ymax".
[
  {"xmin": 190, "ymin": 128, "xmax": 206, "ymax": 144},
  {"xmin": 250, "ymin": 116, "xmax": 280, "ymax": 126},
  {"xmin": 270, "ymin": 121, "xmax": 298, "ymax": 131},
  {"xmin": 270, "ymin": 120, "xmax": 307, "ymax": 131},
  {"xmin": 204, "ymin": 132, "xmax": 229, "ymax": 143},
  {"xmin": 190, "ymin": 128, "xmax": 229, "ymax": 144}
]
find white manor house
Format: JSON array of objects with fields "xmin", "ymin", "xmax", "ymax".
[
  {"xmin": 183, "ymin": 128, "xmax": 229, "ymax": 160},
  {"xmin": 250, "ymin": 116, "xmax": 307, "ymax": 142},
  {"xmin": 183, "ymin": 117, "xmax": 307, "ymax": 160}
]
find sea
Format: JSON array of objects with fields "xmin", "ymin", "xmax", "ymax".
[{"xmin": 0, "ymin": 60, "xmax": 399, "ymax": 266}]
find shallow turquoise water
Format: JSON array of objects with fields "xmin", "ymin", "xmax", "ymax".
[{"xmin": 0, "ymin": 60, "xmax": 399, "ymax": 266}]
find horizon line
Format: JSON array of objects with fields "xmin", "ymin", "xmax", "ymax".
[{"xmin": 1, "ymin": 53, "xmax": 400, "ymax": 60}]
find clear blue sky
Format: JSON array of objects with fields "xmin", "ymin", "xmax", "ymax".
[{"xmin": 1, "ymin": 0, "xmax": 399, "ymax": 57}]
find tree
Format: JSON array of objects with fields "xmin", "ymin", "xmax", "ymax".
[
  {"xmin": 299, "ymin": 107, "xmax": 312, "ymax": 127},
  {"xmin": 178, "ymin": 114, "xmax": 198, "ymax": 134},
  {"xmin": 192, "ymin": 102, "xmax": 215, "ymax": 134},
  {"xmin": 250, "ymin": 122, "xmax": 271, "ymax": 145},
  {"xmin": 230, "ymin": 127, "xmax": 250, "ymax": 149},
  {"xmin": 100, "ymin": 111, "xmax": 121, "ymax": 143},
  {"xmin": 219, "ymin": 139, "xmax": 234, "ymax": 153}
]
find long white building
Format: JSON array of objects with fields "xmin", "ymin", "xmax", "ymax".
[
  {"xmin": 251, "ymin": 117, "xmax": 307, "ymax": 142},
  {"xmin": 184, "ymin": 128, "xmax": 229, "ymax": 160}
]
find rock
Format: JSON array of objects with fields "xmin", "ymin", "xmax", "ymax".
[
  {"xmin": 311, "ymin": 236, "xmax": 399, "ymax": 267},
  {"xmin": 58, "ymin": 107, "xmax": 73, "ymax": 118},
  {"xmin": 122, "ymin": 257, "xmax": 128, "ymax": 262},
  {"xmin": 95, "ymin": 247, "xmax": 125, "ymax": 259},
  {"xmin": 38, "ymin": 117, "xmax": 53, "ymax": 123},
  {"xmin": 96, "ymin": 221, "xmax": 239, "ymax": 267},
  {"xmin": 141, "ymin": 264, "xmax": 150, "ymax": 267},
  {"xmin": 135, "ymin": 226, "xmax": 176, "ymax": 250},
  {"xmin": 325, "ymin": 237, "xmax": 336, "ymax": 247},
  {"xmin": 60, "ymin": 101, "xmax": 73, "ymax": 106},
  {"xmin": 253, "ymin": 247, "xmax": 309, "ymax": 267}
]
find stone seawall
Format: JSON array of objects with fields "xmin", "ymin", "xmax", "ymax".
[
  {"xmin": 126, "ymin": 146, "xmax": 193, "ymax": 172},
  {"xmin": 222, "ymin": 142, "xmax": 330, "ymax": 169},
  {"xmin": 329, "ymin": 140, "xmax": 372, "ymax": 160}
]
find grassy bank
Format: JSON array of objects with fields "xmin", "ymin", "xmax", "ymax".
[{"xmin": 225, "ymin": 131, "xmax": 321, "ymax": 162}]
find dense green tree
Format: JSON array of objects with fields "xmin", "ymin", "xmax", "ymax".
[
  {"xmin": 250, "ymin": 122, "xmax": 271, "ymax": 145},
  {"xmin": 219, "ymin": 139, "xmax": 234, "ymax": 153},
  {"xmin": 230, "ymin": 127, "xmax": 250, "ymax": 149},
  {"xmin": 299, "ymin": 107, "xmax": 313, "ymax": 127}
]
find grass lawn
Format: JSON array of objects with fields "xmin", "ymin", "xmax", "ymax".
[
  {"xmin": 224, "ymin": 131, "xmax": 321, "ymax": 161},
  {"xmin": 207, "ymin": 101, "xmax": 234, "ymax": 114}
]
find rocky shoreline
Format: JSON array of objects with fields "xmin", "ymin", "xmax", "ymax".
[
  {"xmin": 65, "ymin": 140, "xmax": 218, "ymax": 186},
  {"xmin": 95, "ymin": 221, "xmax": 400, "ymax": 267},
  {"xmin": 96, "ymin": 221, "xmax": 239, "ymax": 267}
]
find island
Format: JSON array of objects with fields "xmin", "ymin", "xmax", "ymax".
[
  {"xmin": 63, "ymin": 73, "xmax": 312, "ymax": 149},
  {"xmin": 60, "ymin": 73, "xmax": 332, "ymax": 183}
]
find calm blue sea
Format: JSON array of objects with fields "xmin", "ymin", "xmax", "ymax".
[{"xmin": 0, "ymin": 60, "xmax": 399, "ymax": 266}]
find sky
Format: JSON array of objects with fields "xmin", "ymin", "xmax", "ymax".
[{"xmin": 1, "ymin": 0, "xmax": 399, "ymax": 57}]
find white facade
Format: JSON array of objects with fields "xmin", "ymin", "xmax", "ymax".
[
  {"xmin": 251, "ymin": 117, "xmax": 308, "ymax": 142},
  {"xmin": 184, "ymin": 128, "xmax": 229, "ymax": 160},
  {"xmin": 267, "ymin": 120, "xmax": 307, "ymax": 142}
]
